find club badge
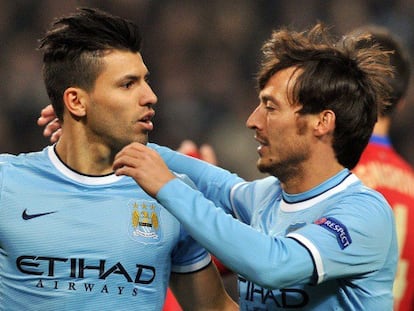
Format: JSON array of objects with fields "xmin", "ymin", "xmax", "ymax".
[{"xmin": 128, "ymin": 200, "xmax": 162, "ymax": 244}]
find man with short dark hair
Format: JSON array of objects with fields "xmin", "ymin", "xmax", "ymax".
[{"xmin": 0, "ymin": 8, "xmax": 236, "ymax": 310}]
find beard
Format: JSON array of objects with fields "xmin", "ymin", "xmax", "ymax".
[
  {"xmin": 257, "ymin": 143, "xmax": 310, "ymax": 183},
  {"xmin": 257, "ymin": 116, "xmax": 311, "ymax": 181}
]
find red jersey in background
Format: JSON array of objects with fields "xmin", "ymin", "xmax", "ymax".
[{"xmin": 354, "ymin": 135, "xmax": 414, "ymax": 311}]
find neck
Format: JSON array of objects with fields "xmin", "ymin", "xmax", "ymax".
[
  {"xmin": 372, "ymin": 116, "xmax": 390, "ymax": 137},
  {"xmin": 280, "ymin": 159, "xmax": 344, "ymax": 194},
  {"xmin": 55, "ymin": 132, "xmax": 115, "ymax": 176}
]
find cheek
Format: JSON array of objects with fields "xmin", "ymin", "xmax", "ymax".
[
  {"xmin": 267, "ymin": 123, "xmax": 299, "ymax": 152},
  {"xmin": 88, "ymin": 104, "xmax": 125, "ymax": 134}
]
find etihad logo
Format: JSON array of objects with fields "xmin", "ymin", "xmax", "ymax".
[
  {"xmin": 16, "ymin": 255, "xmax": 156, "ymax": 296},
  {"xmin": 17, "ymin": 256, "xmax": 155, "ymax": 284},
  {"xmin": 239, "ymin": 276, "xmax": 309, "ymax": 308},
  {"xmin": 128, "ymin": 200, "xmax": 162, "ymax": 243}
]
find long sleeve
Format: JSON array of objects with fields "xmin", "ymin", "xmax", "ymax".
[
  {"xmin": 156, "ymin": 178, "xmax": 314, "ymax": 289},
  {"xmin": 149, "ymin": 143, "xmax": 244, "ymax": 213}
]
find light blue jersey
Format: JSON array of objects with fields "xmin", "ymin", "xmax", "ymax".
[
  {"xmin": 0, "ymin": 146, "xmax": 211, "ymax": 311},
  {"xmin": 151, "ymin": 143, "xmax": 398, "ymax": 311}
]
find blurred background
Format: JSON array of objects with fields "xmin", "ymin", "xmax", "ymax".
[{"xmin": 1, "ymin": 0, "xmax": 413, "ymax": 180}]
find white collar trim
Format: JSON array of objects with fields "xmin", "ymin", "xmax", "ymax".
[
  {"xmin": 280, "ymin": 174, "xmax": 359, "ymax": 212},
  {"xmin": 47, "ymin": 146, "xmax": 124, "ymax": 185}
]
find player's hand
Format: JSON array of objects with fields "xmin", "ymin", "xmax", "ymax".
[
  {"xmin": 37, "ymin": 104, "xmax": 62, "ymax": 143},
  {"xmin": 177, "ymin": 140, "xmax": 217, "ymax": 165},
  {"xmin": 113, "ymin": 142, "xmax": 175, "ymax": 197}
]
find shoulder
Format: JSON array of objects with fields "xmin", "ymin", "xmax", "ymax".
[
  {"xmin": 234, "ymin": 176, "xmax": 281, "ymax": 193},
  {"xmin": 0, "ymin": 153, "xmax": 15, "ymax": 165},
  {"xmin": 332, "ymin": 181, "xmax": 394, "ymax": 223},
  {"xmin": 231, "ymin": 176, "xmax": 282, "ymax": 204},
  {"xmin": 0, "ymin": 148, "xmax": 52, "ymax": 184},
  {"xmin": 0, "ymin": 149, "xmax": 48, "ymax": 167},
  {"xmin": 0, "ymin": 152, "xmax": 25, "ymax": 170}
]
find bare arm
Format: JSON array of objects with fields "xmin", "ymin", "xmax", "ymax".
[{"xmin": 170, "ymin": 263, "xmax": 238, "ymax": 311}]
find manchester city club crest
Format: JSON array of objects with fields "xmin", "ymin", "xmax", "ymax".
[{"xmin": 128, "ymin": 200, "xmax": 162, "ymax": 243}]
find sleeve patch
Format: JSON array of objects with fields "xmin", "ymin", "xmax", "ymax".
[{"xmin": 314, "ymin": 217, "xmax": 352, "ymax": 249}]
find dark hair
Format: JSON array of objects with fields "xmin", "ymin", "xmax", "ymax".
[
  {"xmin": 38, "ymin": 8, "xmax": 142, "ymax": 120},
  {"xmin": 347, "ymin": 25, "xmax": 411, "ymax": 116},
  {"xmin": 256, "ymin": 23, "xmax": 393, "ymax": 169}
]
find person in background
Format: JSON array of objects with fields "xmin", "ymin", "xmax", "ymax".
[
  {"xmin": 1, "ymin": 7, "xmax": 237, "ymax": 311},
  {"xmin": 112, "ymin": 23, "xmax": 398, "ymax": 310},
  {"xmin": 350, "ymin": 25, "xmax": 414, "ymax": 311}
]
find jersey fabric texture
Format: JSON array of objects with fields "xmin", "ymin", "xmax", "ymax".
[
  {"xmin": 0, "ymin": 146, "xmax": 211, "ymax": 311},
  {"xmin": 354, "ymin": 135, "xmax": 414, "ymax": 311},
  {"xmin": 150, "ymin": 143, "xmax": 398, "ymax": 311}
]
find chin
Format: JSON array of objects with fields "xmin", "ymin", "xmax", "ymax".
[
  {"xmin": 256, "ymin": 160, "xmax": 270, "ymax": 174},
  {"xmin": 134, "ymin": 135, "xmax": 148, "ymax": 145}
]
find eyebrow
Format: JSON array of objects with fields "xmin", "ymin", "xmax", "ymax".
[
  {"xmin": 118, "ymin": 72, "xmax": 149, "ymax": 83},
  {"xmin": 259, "ymin": 94, "xmax": 276, "ymax": 103},
  {"xmin": 124, "ymin": 74, "xmax": 140, "ymax": 80}
]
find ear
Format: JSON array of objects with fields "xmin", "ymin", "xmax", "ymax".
[
  {"xmin": 314, "ymin": 110, "xmax": 335, "ymax": 137},
  {"xmin": 62, "ymin": 87, "xmax": 88, "ymax": 118}
]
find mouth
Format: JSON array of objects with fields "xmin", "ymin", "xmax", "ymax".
[
  {"xmin": 137, "ymin": 112, "xmax": 155, "ymax": 131},
  {"xmin": 254, "ymin": 134, "xmax": 268, "ymax": 154}
]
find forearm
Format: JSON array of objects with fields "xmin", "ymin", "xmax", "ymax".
[
  {"xmin": 170, "ymin": 263, "xmax": 238, "ymax": 310},
  {"xmin": 157, "ymin": 178, "xmax": 314, "ymax": 289}
]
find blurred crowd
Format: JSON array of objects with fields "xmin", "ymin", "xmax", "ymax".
[{"xmin": 1, "ymin": 0, "xmax": 413, "ymax": 180}]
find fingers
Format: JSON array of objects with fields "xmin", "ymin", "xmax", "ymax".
[
  {"xmin": 113, "ymin": 142, "xmax": 146, "ymax": 171},
  {"xmin": 113, "ymin": 153, "xmax": 136, "ymax": 173},
  {"xmin": 177, "ymin": 140, "xmax": 200, "ymax": 158},
  {"xmin": 113, "ymin": 142, "xmax": 175, "ymax": 197},
  {"xmin": 37, "ymin": 104, "xmax": 62, "ymax": 143},
  {"xmin": 41, "ymin": 104, "xmax": 55, "ymax": 117},
  {"xmin": 41, "ymin": 118, "xmax": 60, "ymax": 136},
  {"xmin": 200, "ymin": 144, "xmax": 217, "ymax": 165},
  {"xmin": 177, "ymin": 140, "xmax": 217, "ymax": 165},
  {"xmin": 39, "ymin": 118, "xmax": 62, "ymax": 143},
  {"xmin": 113, "ymin": 162, "xmax": 135, "ymax": 177},
  {"xmin": 50, "ymin": 128, "xmax": 62, "ymax": 143},
  {"xmin": 37, "ymin": 115, "xmax": 57, "ymax": 127},
  {"xmin": 37, "ymin": 104, "xmax": 57, "ymax": 126}
]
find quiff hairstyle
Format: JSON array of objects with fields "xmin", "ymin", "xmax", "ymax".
[
  {"xmin": 256, "ymin": 23, "xmax": 393, "ymax": 169},
  {"xmin": 38, "ymin": 8, "xmax": 142, "ymax": 120}
]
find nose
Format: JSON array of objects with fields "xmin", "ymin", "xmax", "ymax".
[
  {"xmin": 246, "ymin": 105, "xmax": 261, "ymax": 130},
  {"xmin": 142, "ymin": 82, "xmax": 158, "ymax": 106}
]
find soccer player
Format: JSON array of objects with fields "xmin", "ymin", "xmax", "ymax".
[
  {"xmin": 0, "ymin": 8, "xmax": 237, "ymax": 311},
  {"xmin": 351, "ymin": 25, "xmax": 414, "ymax": 311},
  {"xmin": 112, "ymin": 24, "xmax": 398, "ymax": 310}
]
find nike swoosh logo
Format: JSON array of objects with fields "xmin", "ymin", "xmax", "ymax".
[{"xmin": 22, "ymin": 209, "xmax": 57, "ymax": 220}]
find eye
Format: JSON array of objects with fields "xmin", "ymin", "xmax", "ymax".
[
  {"xmin": 122, "ymin": 80, "xmax": 134, "ymax": 89},
  {"xmin": 264, "ymin": 101, "xmax": 276, "ymax": 111}
]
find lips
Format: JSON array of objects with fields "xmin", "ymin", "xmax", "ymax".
[
  {"xmin": 254, "ymin": 134, "xmax": 268, "ymax": 154},
  {"xmin": 254, "ymin": 133, "xmax": 268, "ymax": 145},
  {"xmin": 138, "ymin": 112, "xmax": 155, "ymax": 131}
]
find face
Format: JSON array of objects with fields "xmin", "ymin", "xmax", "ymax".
[
  {"xmin": 246, "ymin": 67, "xmax": 312, "ymax": 181},
  {"xmin": 86, "ymin": 50, "xmax": 157, "ymax": 152}
]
